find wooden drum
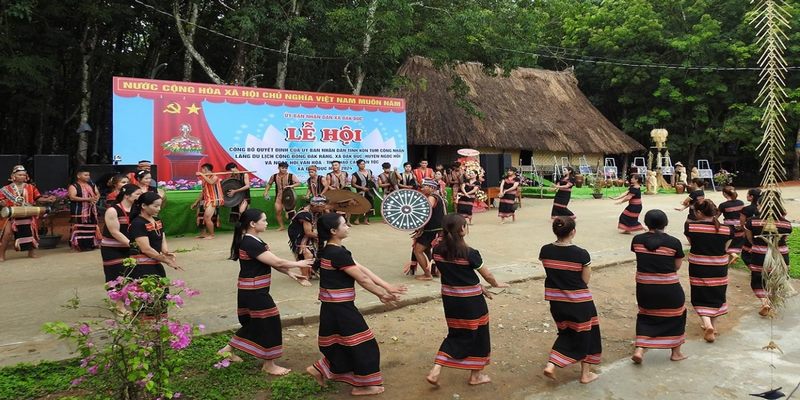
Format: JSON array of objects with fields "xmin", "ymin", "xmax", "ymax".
[{"xmin": 0, "ymin": 206, "xmax": 48, "ymax": 219}]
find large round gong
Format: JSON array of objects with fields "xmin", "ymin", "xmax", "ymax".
[
  {"xmin": 381, "ymin": 189, "xmax": 431, "ymax": 231},
  {"xmin": 221, "ymin": 178, "xmax": 245, "ymax": 208}
]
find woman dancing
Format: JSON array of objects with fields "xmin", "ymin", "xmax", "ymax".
[
  {"xmin": 426, "ymin": 214, "xmax": 508, "ymax": 387},
  {"xmin": 551, "ymin": 167, "xmax": 577, "ymax": 220},
  {"xmin": 684, "ymin": 200, "xmax": 733, "ymax": 342},
  {"xmin": 498, "ymin": 167, "xmax": 520, "ymax": 223},
  {"xmin": 457, "ymin": 171, "xmax": 480, "ymax": 224},
  {"xmin": 744, "ymin": 194, "xmax": 792, "ymax": 317},
  {"xmin": 739, "ymin": 188, "xmax": 761, "ymax": 288},
  {"xmin": 216, "ymin": 208, "xmax": 312, "ymax": 375},
  {"xmin": 630, "ymin": 210, "xmax": 688, "ymax": 364},
  {"xmin": 306, "ymin": 213, "xmax": 406, "ymax": 396},
  {"xmin": 101, "ymin": 184, "xmax": 141, "ymax": 285},
  {"xmin": 612, "ymin": 174, "xmax": 644, "ymax": 234},
  {"xmin": 540, "ymin": 217, "xmax": 601, "ymax": 384},
  {"xmin": 718, "ymin": 186, "xmax": 745, "ymax": 257}
]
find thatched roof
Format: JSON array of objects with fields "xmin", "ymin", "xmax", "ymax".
[{"xmin": 397, "ymin": 56, "xmax": 644, "ymax": 154}]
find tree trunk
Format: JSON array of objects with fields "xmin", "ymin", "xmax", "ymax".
[
  {"xmin": 352, "ymin": 0, "xmax": 378, "ymax": 95},
  {"xmin": 792, "ymin": 126, "xmax": 800, "ymax": 180},
  {"xmin": 182, "ymin": 2, "xmax": 198, "ymax": 81},
  {"xmin": 77, "ymin": 25, "xmax": 97, "ymax": 166},
  {"xmin": 174, "ymin": 1, "xmax": 223, "ymax": 84},
  {"xmin": 275, "ymin": 0, "xmax": 299, "ymax": 89}
]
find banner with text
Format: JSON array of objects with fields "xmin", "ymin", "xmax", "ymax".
[{"xmin": 112, "ymin": 77, "xmax": 407, "ymax": 184}]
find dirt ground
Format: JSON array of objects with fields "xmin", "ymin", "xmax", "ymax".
[{"xmin": 266, "ymin": 263, "xmax": 760, "ymax": 400}]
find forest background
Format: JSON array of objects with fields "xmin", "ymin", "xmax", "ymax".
[{"xmin": 1, "ymin": 0, "xmax": 799, "ymax": 183}]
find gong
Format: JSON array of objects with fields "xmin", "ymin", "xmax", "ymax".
[
  {"xmin": 381, "ymin": 189, "xmax": 432, "ymax": 231},
  {"xmin": 281, "ymin": 187, "xmax": 297, "ymax": 211},
  {"xmin": 221, "ymin": 178, "xmax": 245, "ymax": 208}
]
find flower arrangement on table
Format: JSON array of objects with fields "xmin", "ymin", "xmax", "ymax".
[
  {"xmin": 161, "ymin": 140, "xmax": 203, "ymax": 154},
  {"xmin": 713, "ymin": 169, "xmax": 737, "ymax": 187}
]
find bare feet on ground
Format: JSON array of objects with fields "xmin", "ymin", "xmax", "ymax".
[
  {"xmin": 631, "ymin": 347, "xmax": 644, "ymax": 364},
  {"xmin": 542, "ymin": 364, "xmax": 556, "ymax": 381},
  {"xmin": 262, "ymin": 362, "xmax": 291, "ymax": 376},
  {"xmin": 306, "ymin": 366, "xmax": 326, "ymax": 387},
  {"xmin": 351, "ymin": 386, "xmax": 385, "ymax": 396},
  {"xmin": 580, "ymin": 371, "xmax": 599, "ymax": 384},
  {"xmin": 425, "ymin": 365, "xmax": 441, "ymax": 386},
  {"xmin": 468, "ymin": 372, "xmax": 491, "ymax": 385}
]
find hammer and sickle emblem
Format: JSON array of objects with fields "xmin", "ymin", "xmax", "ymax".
[{"xmin": 163, "ymin": 103, "xmax": 182, "ymax": 114}]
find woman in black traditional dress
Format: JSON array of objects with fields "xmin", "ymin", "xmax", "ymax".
[
  {"xmin": 684, "ymin": 200, "xmax": 733, "ymax": 343},
  {"xmin": 612, "ymin": 174, "xmax": 645, "ymax": 234},
  {"xmin": 675, "ymin": 178, "xmax": 705, "ymax": 221},
  {"xmin": 540, "ymin": 217, "xmax": 601, "ymax": 384},
  {"xmin": 425, "ymin": 214, "xmax": 508, "ymax": 387},
  {"xmin": 306, "ymin": 213, "xmax": 406, "ymax": 396},
  {"xmin": 739, "ymin": 188, "xmax": 761, "ymax": 284},
  {"xmin": 719, "ymin": 186, "xmax": 745, "ymax": 258},
  {"xmin": 630, "ymin": 210, "xmax": 688, "ymax": 364},
  {"xmin": 498, "ymin": 167, "xmax": 520, "ymax": 223},
  {"xmin": 551, "ymin": 167, "xmax": 577, "ymax": 220},
  {"xmin": 216, "ymin": 208, "xmax": 312, "ymax": 375},
  {"xmin": 457, "ymin": 171, "xmax": 479, "ymax": 224},
  {"xmin": 744, "ymin": 194, "xmax": 792, "ymax": 317},
  {"xmin": 101, "ymin": 184, "xmax": 142, "ymax": 285},
  {"xmin": 129, "ymin": 192, "xmax": 182, "ymax": 279}
]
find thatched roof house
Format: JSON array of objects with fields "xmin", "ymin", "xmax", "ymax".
[{"xmin": 396, "ymin": 56, "xmax": 644, "ymax": 169}]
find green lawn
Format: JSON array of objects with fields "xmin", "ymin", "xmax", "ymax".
[
  {"xmin": 729, "ymin": 228, "xmax": 800, "ymax": 279},
  {"xmin": 0, "ymin": 332, "xmax": 334, "ymax": 400}
]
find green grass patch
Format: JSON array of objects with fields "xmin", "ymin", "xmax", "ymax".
[
  {"xmin": 786, "ymin": 229, "xmax": 800, "ymax": 279},
  {"xmin": 0, "ymin": 331, "xmax": 333, "ymax": 400},
  {"xmin": 0, "ymin": 361, "xmax": 82, "ymax": 400}
]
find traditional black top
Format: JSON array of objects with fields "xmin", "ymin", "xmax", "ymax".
[
  {"xmin": 288, "ymin": 210, "xmax": 313, "ymax": 246},
  {"xmin": 101, "ymin": 204, "xmax": 131, "ymax": 240},
  {"xmin": 631, "ymin": 232, "xmax": 685, "ymax": 275},
  {"xmin": 719, "ymin": 199, "xmax": 745, "ymax": 222},
  {"xmin": 684, "ymin": 220, "xmax": 734, "ymax": 264},
  {"xmin": 746, "ymin": 216, "xmax": 792, "ymax": 251},
  {"xmin": 431, "ymin": 246, "xmax": 484, "ymax": 287},
  {"xmin": 424, "ymin": 193, "xmax": 446, "ymax": 232},
  {"xmin": 317, "ymin": 245, "xmax": 358, "ymax": 302},
  {"xmin": 237, "ymin": 235, "xmax": 272, "ymax": 291},
  {"xmin": 129, "ymin": 216, "xmax": 164, "ymax": 253},
  {"xmin": 539, "ymin": 244, "xmax": 592, "ymax": 302}
]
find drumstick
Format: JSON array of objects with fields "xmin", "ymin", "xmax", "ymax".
[{"xmin": 195, "ymin": 170, "xmax": 256, "ymax": 176}]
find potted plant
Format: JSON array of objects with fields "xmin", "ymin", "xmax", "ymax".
[
  {"xmin": 38, "ymin": 188, "xmax": 69, "ymax": 249},
  {"xmin": 586, "ymin": 175, "xmax": 604, "ymax": 199}
]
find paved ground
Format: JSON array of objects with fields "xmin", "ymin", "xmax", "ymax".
[
  {"xmin": 1, "ymin": 187, "xmax": 799, "ymax": 368},
  {"xmin": 521, "ymin": 295, "xmax": 800, "ymax": 400}
]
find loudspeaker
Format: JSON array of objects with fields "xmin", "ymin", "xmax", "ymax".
[
  {"xmin": 33, "ymin": 155, "xmax": 69, "ymax": 192},
  {"xmin": 502, "ymin": 153, "xmax": 512, "ymax": 171},
  {"xmin": 480, "ymin": 154, "xmax": 503, "ymax": 188},
  {"xmin": 0, "ymin": 154, "xmax": 25, "ymax": 181}
]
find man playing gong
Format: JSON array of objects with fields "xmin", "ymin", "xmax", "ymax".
[
  {"xmin": 287, "ymin": 196, "xmax": 329, "ymax": 279},
  {"xmin": 325, "ymin": 160, "xmax": 351, "ymax": 222},
  {"xmin": 0, "ymin": 165, "xmax": 55, "ymax": 261},
  {"xmin": 265, "ymin": 162, "xmax": 300, "ymax": 231}
]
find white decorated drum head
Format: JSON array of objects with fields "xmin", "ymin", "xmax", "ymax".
[{"xmin": 381, "ymin": 189, "xmax": 432, "ymax": 231}]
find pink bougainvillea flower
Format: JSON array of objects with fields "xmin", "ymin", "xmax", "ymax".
[
  {"xmin": 213, "ymin": 358, "xmax": 231, "ymax": 369},
  {"xmin": 78, "ymin": 323, "xmax": 91, "ymax": 336},
  {"xmin": 171, "ymin": 279, "xmax": 186, "ymax": 288}
]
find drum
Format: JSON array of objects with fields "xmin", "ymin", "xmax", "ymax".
[
  {"xmin": 0, "ymin": 206, "xmax": 48, "ymax": 219},
  {"xmin": 281, "ymin": 187, "xmax": 297, "ymax": 211},
  {"xmin": 381, "ymin": 189, "xmax": 432, "ymax": 231},
  {"xmin": 221, "ymin": 178, "xmax": 245, "ymax": 208},
  {"xmin": 325, "ymin": 189, "xmax": 371, "ymax": 214}
]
